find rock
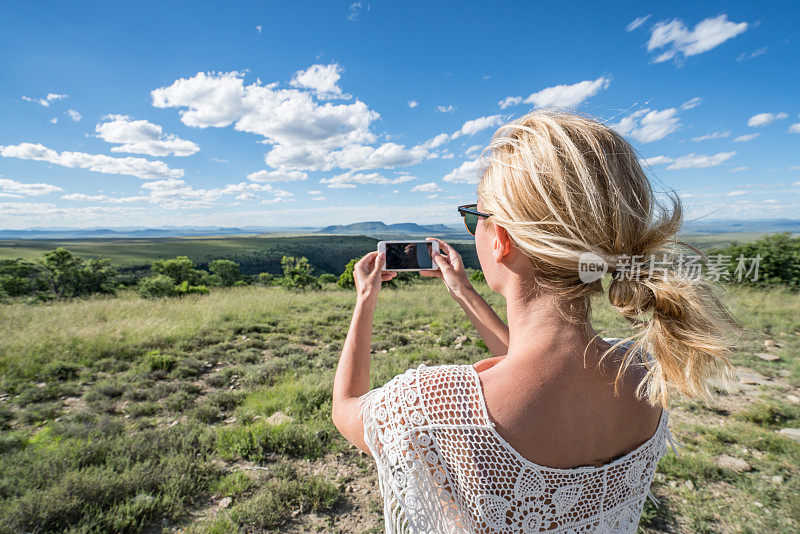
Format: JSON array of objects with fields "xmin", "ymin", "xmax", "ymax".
[
  {"xmin": 764, "ymin": 339, "xmax": 778, "ymax": 349},
  {"xmin": 771, "ymin": 475, "xmax": 784, "ymax": 484},
  {"xmin": 224, "ymin": 416, "xmax": 237, "ymax": 424},
  {"xmin": 266, "ymin": 411, "xmax": 294, "ymax": 425},
  {"xmin": 778, "ymin": 428, "xmax": 800, "ymax": 442},
  {"xmin": 380, "ymin": 349, "xmax": 388, "ymax": 354},
  {"xmin": 36, "ymin": 382, "xmax": 47, "ymax": 389},
  {"xmin": 778, "ymin": 370, "xmax": 792, "ymax": 377},
  {"xmin": 714, "ymin": 454, "xmax": 751, "ymax": 473},
  {"xmin": 684, "ymin": 479, "xmax": 694, "ymax": 490},
  {"xmin": 754, "ymin": 501, "xmax": 763, "ymax": 508},
  {"xmin": 786, "ymin": 394, "xmax": 800, "ymax": 404},
  {"xmin": 168, "ymin": 420, "xmax": 179, "ymax": 428},
  {"xmin": 219, "ymin": 497, "xmax": 232, "ymax": 509},
  {"xmin": 291, "ymin": 509, "xmax": 301, "ymax": 517},
  {"xmin": 737, "ymin": 370, "xmax": 772, "ymax": 385},
  {"xmin": 754, "ymin": 352, "xmax": 780, "ymax": 361}
]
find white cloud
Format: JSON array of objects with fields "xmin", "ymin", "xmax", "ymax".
[
  {"xmin": 0, "ymin": 177, "xmax": 63, "ymax": 197},
  {"xmin": 95, "ymin": 114, "xmax": 200, "ymax": 157},
  {"xmin": 407, "ymin": 100, "xmax": 418, "ymax": 108},
  {"xmin": 420, "ymin": 115, "xmax": 504, "ymax": 150},
  {"xmin": 246, "ymin": 169, "xmax": 307, "ymax": 183},
  {"xmin": 465, "ymin": 144, "xmax": 483, "ymax": 156},
  {"xmin": 0, "ymin": 142, "xmax": 184, "ymax": 180},
  {"xmin": 62, "ymin": 193, "xmax": 108, "ymax": 201},
  {"xmin": 733, "ymin": 133, "xmax": 759, "ymax": 142},
  {"xmin": 320, "ymin": 170, "xmax": 416, "ymax": 188},
  {"xmin": 789, "ymin": 123, "xmax": 800, "ymax": 134},
  {"xmin": 22, "ymin": 93, "xmax": 68, "ymax": 107},
  {"xmin": 498, "ymin": 76, "xmax": 611, "ymax": 110},
  {"xmin": 411, "ymin": 182, "xmax": 442, "ymax": 192},
  {"xmin": 66, "ymin": 109, "xmax": 82, "ymax": 122},
  {"xmin": 646, "ymin": 15, "xmax": 748, "ymax": 64},
  {"xmin": 443, "ymin": 159, "xmax": 484, "ymax": 184},
  {"xmin": 289, "ymin": 63, "xmax": 352, "ymax": 100},
  {"xmin": 152, "ymin": 70, "xmax": 435, "ymax": 173},
  {"xmin": 643, "ymin": 151, "xmax": 736, "ymax": 170},
  {"xmin": 347, "ymin": 2, "xmax": 367, "ymax": 21},
  {"xmin": 436, "ymin": 105, "xmax": 455, "ymax": 113},
  {"xmin": 453, "ymin": 114, "xmax": 504, "ymax": 138},
  {"xmin": 726, "ymin": 190, "xmax": 747, "ymax": 196},
  {"xmin": 737, "ymin": 47, "xmax": 767, "ymax": 61},
  {"xmin": 748, "ymin": 112, "xmax": 788, "ymax": 127},
  {"xmin": 210, "ymin": 157, "xmax": 228, "ymax": 163},
  {"xmin": 613, "ymin": 107, "xmax": 681, "ymax": 143},
  {"xmin": 729, "ymin": 166, "xmax": 748, "ymax": 172},
  {"xmin": 49, "ymin": 117, "xmax": 58, "ymax": 124},
  {"xmin": 256, "ymin": 25, "xmax": 262, "ymax": 33},
  {"xmin": 691, "ymin": 131, "xmax": 729, "ymax": 142},
  {"xmin": 626, "ymin": 15, "xmax": 651, "ymax": 32},
  {"xmin": 680, "ymin": 97, "xmax": 702, "ymax": 110},
  {"xmin": 308, "ymin": 190, "xmax": 322, "ymax": 195}
]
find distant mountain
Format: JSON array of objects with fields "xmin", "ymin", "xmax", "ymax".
[
  {"xmin": 681, "ymin": 219, "xmax": 800, "ymax": 234},
  {"xmin": 316, "ymin": 221, "xmax": 469, "ymax": 238},
  {"xmin": 0, "ymin": 226, "xmax": 318, "ymax": 239}
]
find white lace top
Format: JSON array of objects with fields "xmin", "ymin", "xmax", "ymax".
[{"xmin": 359, "ymin": 340, "xmax": 682, "ymax": 533}]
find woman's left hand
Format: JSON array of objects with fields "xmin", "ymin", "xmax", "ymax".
[{"xmin": 354, "ymin": 251, "xmax": 396, "ymax": 304}]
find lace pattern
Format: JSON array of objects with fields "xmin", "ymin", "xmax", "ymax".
[{"xmin": 359, "ymin": 340, "xmax": 681, "ymax": 533}]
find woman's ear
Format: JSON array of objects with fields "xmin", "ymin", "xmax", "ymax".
[{"xmin": 492, "ymin": 223, "xmax": 512, "ymax": 262}]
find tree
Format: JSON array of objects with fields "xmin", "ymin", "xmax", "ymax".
[
  {"xmin": 0, "ymin": 259, "xmax": 41, "ymax": 297},
  {"xmin": 150, "ymin": 256, "xmax": 204, "ymax": 285},
  {"xmin": 338, "ymin": 258, "xmax": 358, "ymax": 289},
  {"xmin": 137, "ymin": 274, "xmax": 178, "ymax": 298},
  {"xmin": 209, "ymin": 259, "xmax": 240, "ymax": 286},
  {"xmin": 37, "ymin": 248, "xmax": 82, "ymax": 298},
  {"xmin": 280, "ymin": 256, "xmax": 320, "ymax": 290}
]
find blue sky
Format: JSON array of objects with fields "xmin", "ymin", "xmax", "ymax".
[{"xmin": 1, "ymin": 1, "xmax": 798, "ymax": 229}]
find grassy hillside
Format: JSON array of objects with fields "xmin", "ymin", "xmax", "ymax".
[{"xmin": 0, "ymin": 281, "xmax": 799, "ymax": 532}]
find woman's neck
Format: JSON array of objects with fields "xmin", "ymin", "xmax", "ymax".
[{"xmin": 502, "ymin": 280, "xmax": 606, "ymax": 375}]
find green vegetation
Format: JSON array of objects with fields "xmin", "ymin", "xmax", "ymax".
[
  {"xmin": 710, "ymin": 233, "xmax": 800, "ymax": 289},
  {"xmin": 0, "ymin": 232, "xmax": 798, "ymax": 532}
]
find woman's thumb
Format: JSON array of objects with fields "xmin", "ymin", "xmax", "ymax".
[
  {"xmin": 432, "ymin": 251, "xmax": 450, "ymax": 271},
  {"xmin": 374, "ymin": 252, "xmax": 385, "ymax": 273}
]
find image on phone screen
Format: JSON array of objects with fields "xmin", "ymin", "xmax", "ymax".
[{"xmin": 384, "ymin": 242, "xmax": 433, "ymax": 270}]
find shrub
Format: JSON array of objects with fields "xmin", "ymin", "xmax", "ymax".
[
  {"xmin": 318, "ymin": 273, "xmax": 337, "ymax": 284},
  {"xmin": 137, "ymin": 274, "xmax": 177, "ymax": 298},
  {"xmin": 175, "ymin": 280, "xmax": 210, "ymax": 295},
  {"xmin": 709, "ymin": 232, "xmax": 800, "ymax": 289},
  {"xmin": 469, "ymin": 269, "xmax": 486, "ymax": 282},
  {"xmin": 209, "ymin": 259, "xmax": 241, "ymax": 286},
  {"xmin": 143, "ymin": 350, "xmax": 177, "ymax": 372},
  {"xmin": 279, "ymin": 256, "xmax": 320, "ymax": 291},
  {"xmin": 337, "ymin": 258, "xmax": 358, "ymax": 289},
  {"xmin": 150, "ymin": 256, "xmax": 204, "ymax": 285},
  {"xmin": 257, "ymin": 273, "xmax": 275, "ymax": 286}
]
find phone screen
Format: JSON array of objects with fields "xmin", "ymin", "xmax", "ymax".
[{"xmin": 384, "ymin": 242, "xmax": 433, "ymax": 270}]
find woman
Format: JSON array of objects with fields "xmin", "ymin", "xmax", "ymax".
[{"xmin": 332, "ymin": 110, "xmax": 738, "ymax": 533}]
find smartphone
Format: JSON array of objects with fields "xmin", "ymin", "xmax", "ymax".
[{"xmin": 377, "ymin": 240, "xmax": 440, "ymax": 271}]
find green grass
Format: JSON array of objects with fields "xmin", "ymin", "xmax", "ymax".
[{"xmin": 1, "ymin": 279, "xmax": 799, "ymax": 532}]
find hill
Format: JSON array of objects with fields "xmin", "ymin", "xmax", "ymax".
[{"xmin": 316, "ymin": 221, "xmax": 469, "ymax": 239}]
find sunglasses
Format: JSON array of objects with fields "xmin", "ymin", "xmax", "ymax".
[{"xmin": 458, "ymin": 203, "xmax": 492, "ymax": 236}]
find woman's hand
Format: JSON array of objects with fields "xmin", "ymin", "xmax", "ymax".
[
  {"xmin": 354, "ymin": 251, "xmax": 397, "ymax": 304},
  {"xmin": 420, "ymin": 238, "xmax": 474, "ymax": 300}
]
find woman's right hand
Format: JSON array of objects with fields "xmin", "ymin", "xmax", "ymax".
[{"xmin": 420, "ymin": 238, "xmax": 474, "ymax": 300}]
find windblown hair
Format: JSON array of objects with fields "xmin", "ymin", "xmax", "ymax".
[{"xmin": 476, "ymin": 109, "xmax": 740, "ymax": 409}]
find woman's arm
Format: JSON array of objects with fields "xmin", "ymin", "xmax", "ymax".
[
  {"xmin": 421, "ymin": 238, "xmax": 509, "ymax": 357},
  {"xmin": 332, "ymin": 251, "xmax": 396, "ymax": 456}
]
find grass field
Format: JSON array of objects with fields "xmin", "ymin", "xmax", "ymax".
[{"xmin": 1, "ymin": 279, "xmax": 799, "ymax": 533}]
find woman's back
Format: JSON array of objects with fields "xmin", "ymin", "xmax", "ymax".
[
  {"xmin": 477, "ymin": 339, "xmax": 664, "ymax": 470},
  {"xmin": 359, "ymin": 340, "xmax": 678, "ymax": 533}
]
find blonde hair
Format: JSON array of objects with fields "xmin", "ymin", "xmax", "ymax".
[{"xmin": 476, "ymin": 108, "xmax": 740, "ymax": 409}]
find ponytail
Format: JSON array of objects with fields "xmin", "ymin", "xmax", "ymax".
[{"xmin": 606, "ymin": 260, "xmax": 741, "ymax": 409}]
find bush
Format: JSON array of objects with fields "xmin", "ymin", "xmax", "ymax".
[
  {"xmin": 469, "ymin": 269, "xmax": 485, "ymax": 282},
  {"xmin": 710, "ymin": 233, "xmax": 800, "ymax": 289},
  {"xmin": 279, "ymin": 256, "xmax": 320, "ymax": 291},
  {"xmin": 337, "ymin": 258, "xmax": 358, "ymax": 289},
  {"xmin": 175, "ymin": 280, "xmax": 210, "ymax": 295},
  {"xmin": 318, "ymin": 273, "xmax": 337, "ymax": 284},
  {"xmin": 136, "ymin": 274, "xmax": 177, "ymax": 298},
  {"xmin": 150, "ymin": 256, "xmax": 204, "ymax": 285},
  {"xmin": 144, "ymin": 350, "xmax": 177, "ymax": 372},
  {"xmin": 209, "ymin": 259, "xmax": 240, "ymax": 286}
]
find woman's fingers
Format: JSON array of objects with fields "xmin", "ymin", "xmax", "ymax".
[
  {"xmin": 419, "ymin": 269, "xmax": 443, "ymax": 278},
  {"xmin": 380, "ymin": 271, "xmax": 396, "ymax": 282}
]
